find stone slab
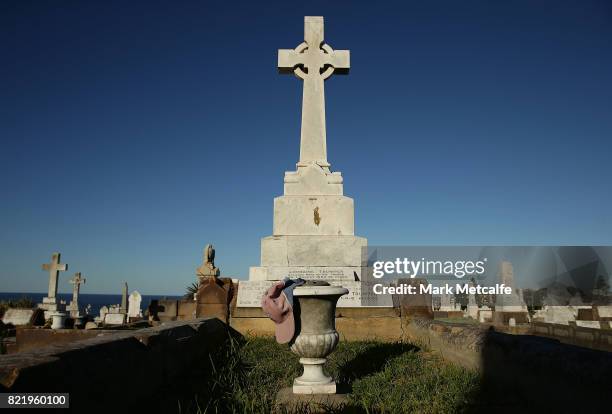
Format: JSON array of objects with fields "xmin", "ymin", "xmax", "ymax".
[
  {"xmin": 283, "ymin": 163, "xmax": 344, "ymax": 196},
  {"xmin": 293, "ymin": 382, "xmax": 336, "ymax": 394},
  {"xmin": 249, "ymin": 266, "xmax": 364, "ymax": 282},
  {"xmin": 260, "ymin": 235, "xmax": 366, "ymax": 267},
  {"xmin": 231, "ymin": 305, "xmax": 399, "ymax": 319},
  {"xmin": 104, "ymin": 313, "xmax": 126, "ymax": 325},
  {"xmin": 596, "ymin": 306, "xmax": 612, "ymax": 319},
  {"xmin": 576, "ymin": 320, "xmax": 602, "ymax": 329},
  {"xmin": 236, "ymin": 280, "xmax": 392, "ymax": 308},
  {"xmin": 276, "ymin": 387, "xmax": 348, "ymax": 413},
  {"xmin": 0, "ymin": 318, "xmax": 231, "ymax": 412},
  {"xmin": 2, "ymin": 308, "xmax": 42, "ymax": 326},
  {"xmin": 273, "ymin": 195, "xmax": 354, "ymax": 236},
  {"xmin": 230, "ymin": 316, "xmax": 405, "ymax": 341}
]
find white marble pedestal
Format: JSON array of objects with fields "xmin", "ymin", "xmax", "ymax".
[{"xmin": 293, "ymin": 357, "xmax": 336, "ymax": 394}]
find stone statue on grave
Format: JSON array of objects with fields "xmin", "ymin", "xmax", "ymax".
[{"xmin": 197, "ymin": 243, "xmax": 220, "ymax": 280}]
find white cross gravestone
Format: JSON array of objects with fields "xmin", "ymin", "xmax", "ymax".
[
  {"xmin": 39, "ymin": 252, "xmax": 68, "ymax": 316},
  {"xmin": 239, "ymin": 17, "xmax": 391, "ymax": 308},
  {"xmin": 127, "ymin": 291, "xmax": 142, "ymax": 319},
  {"xmin": 67, "ymin": 272, "xmax": 86, "ymax": 317},
  {"xmin": 277, "ymin": 16, "xmax": 349, "ymax": 168}
]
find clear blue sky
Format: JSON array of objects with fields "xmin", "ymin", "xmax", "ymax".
[{"xmin": 1, "ymin": 0, "xmax": 611, "ymax": 295}]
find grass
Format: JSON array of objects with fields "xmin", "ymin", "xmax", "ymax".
[
  {"xmin": 178, "ymin": 336, "xmax": 479, "ymax": 414},
  {"xmin": 434, "ymin": 317, "xmax": 480, "ymax": 326}
]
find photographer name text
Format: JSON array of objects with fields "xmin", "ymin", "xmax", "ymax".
[{"xmin": 372, "ymin": 283, "xmax": 512, "ymax": 295}]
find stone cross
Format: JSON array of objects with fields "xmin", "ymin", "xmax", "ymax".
[
  {"xmin": 69, "ymin": 272, "xmax": 86, "ymax": 304},
  {"xmin": 278, "ymin": 16, "xmax": 350, "ymax": 168},
  {"xmin": 42, "ymin": 252, "xmax": 68, "ymax": 299}
]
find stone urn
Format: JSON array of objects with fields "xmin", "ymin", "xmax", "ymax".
[{"xmin": 290, "ymin": 280, "xmax": 348, "ymax": 394}]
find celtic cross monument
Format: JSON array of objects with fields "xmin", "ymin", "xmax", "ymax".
[{"xmin": 241, "ymin": 17, "xmax": 382, "ymax": 309}]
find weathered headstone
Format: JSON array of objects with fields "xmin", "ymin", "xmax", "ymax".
[
  {"xmin": 595, "ymin": 305, "xmax": 612, "ymax": 320},
  {"xmin": 84, "ymin": 321, "xmax": 97, "ymax": 330},
  {"xmin": 98, "ymin": 305, "xmax": 108, "ymax": 322},
  {"xmin": 39, "ymin": 252, "xmax": 68, "ymax": 317},
  {"xmin": 439, "ymin": 293, "xmax": 453, "ymax": 311},
  {"xmin": 67, "ymin": 272, "xmax": 86, "ymax": 317},
  {"xmin": 195, "ymin": 278, "xmax": 231, "ymax": 322},
  {"xmin": 493, "ymin": 261, "xmax": 529, "ymax": 324},
  {"xmin": 104, "ymin": 313, "xmax": 126, "ymax": 325},
  {"xmin": 120, "ymin": 282, "xmax": 128, "ymax": 314},
  {"xmin": 533, "ymin": 305, "xmax": 583, "ymax": 325},
  {"xmin": 1, "ymin": 308, "xmax": 44, "ymax": 326},
  {"xmin": 127, "ymin": 291, "xmax": 142, "ymax": 319},
  {"xmin": 479, "ymin": 306, "xmax": 493, "ymax": 323},
  {"xmin": 575, "ymin": 320, "xmax": 601, "ymax": 329},
  {"xmin": 467, "ymin": 282, "xmax": 479, "ymax": 319}
]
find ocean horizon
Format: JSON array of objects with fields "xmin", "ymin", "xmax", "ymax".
[{"xmin": 0, "ymin": 292, "xmax": 183, "ymax": 317}]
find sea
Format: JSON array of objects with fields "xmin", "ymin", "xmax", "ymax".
[{"xmin": 0, "ymin": 292, "xmax": 183, "ymax": 317}]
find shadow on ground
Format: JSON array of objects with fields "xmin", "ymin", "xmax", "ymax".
[
  {"xmin": 142, "ymin": 327, "xmax": 612, "ymax": 413},
  {"xmin": 462, "ymin": 327, "xmax": 612, "ymax": 413},
  {"xmin": 334, "ymin": 342, "xmax": 419, "ymax": 391}
]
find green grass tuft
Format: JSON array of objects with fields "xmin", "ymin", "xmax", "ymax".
[{"xmin": 181, "ymin": 336, "xmax": 479, "ymax": 413}]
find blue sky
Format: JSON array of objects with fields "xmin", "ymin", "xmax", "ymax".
[{"xmin": 1, "ymin": 0, "xmax": 611, "ymax": 294}]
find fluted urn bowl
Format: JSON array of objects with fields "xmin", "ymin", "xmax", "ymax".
[{"xmin": 289, "ymin": 280, "xmax": 348, "ymax": 394}]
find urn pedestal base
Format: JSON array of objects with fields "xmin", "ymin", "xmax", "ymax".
[{"xmin": 293, "ymin": 358, "xmax": 336, "ymax": 394}]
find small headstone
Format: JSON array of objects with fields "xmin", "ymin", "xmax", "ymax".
[
  {"xmin": 104, "ymin": 313, "xmax": 126, "ymax": 325},
  {"xmin": 127, "ymin": 291, "xmax": 142, "ymax": 319},
  {"xmin": 108, "ymin": 304, "xmax": 122, "ymax": 314},
  {"xmin": 99, "ymin": 306, "xmax": 109, "ymax": 321},
  {"xmin": 439, "ymin": 293, "xmax": 453, "ymax": 311},
  {"xmin": 84, "ymin": 321, "xmax": 97, "ymax": 330},
  {"xmin": 509, "ymin": 317, "xmax": 516, "ymax": 327},
  {"xmin": 479, "ymin": 307, "xmax": 493, "ymax": 323},
  {"xmin": 195, "ymin": 278, "xmax": 231, "ymax": 322}
]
